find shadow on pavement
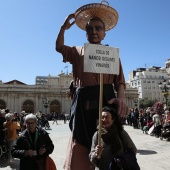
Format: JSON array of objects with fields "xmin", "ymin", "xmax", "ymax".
[
  {"xmin": 137, "ymin": 149, "xmax": 157, "ymax": 155},
  {"xmin": 10, "ymin": 159, "xmax": 20, "ymax": 169},
  {"xmin": 0, "ymin": 161, "xmax": 8, "ymax": 168},
  {"xmin": 0, "ymin": 159, "xmax": 20, "ymax": 170}
]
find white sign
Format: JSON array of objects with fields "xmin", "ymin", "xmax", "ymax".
[{"xmin": 84, "ymin": 43, "xmax": 119, "ymax": 74}]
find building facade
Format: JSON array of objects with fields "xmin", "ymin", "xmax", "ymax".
[
  {"xmin": 125, "ymin": 83, "xmax": 139, "ymax": 108},
  {"xmin": 128, "ymin": 66, "xmax": 169, "ymax": 103},
  {"xmin": 0, "ymin": 73, "xmax": 73, "ymax": 114},
  {"xmin": 0, "ymin": 72, "xmax": 140, "ymax": 114}
]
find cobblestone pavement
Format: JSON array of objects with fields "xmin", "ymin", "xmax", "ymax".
[{"xmin": 1, "ymin": 120, "xmax": 170, "ymax": 170}]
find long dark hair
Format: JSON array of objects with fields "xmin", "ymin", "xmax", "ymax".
[{"xmin": 102, "ymin": 106, "xmax": 123, "ymax": 131}]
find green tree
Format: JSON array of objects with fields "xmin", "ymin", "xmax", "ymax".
[{"xmin": 139, "ymin": 98, "xmax": 157, "ymax": 109}]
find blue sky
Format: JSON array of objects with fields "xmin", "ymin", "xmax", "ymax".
[{"xmin": 0, "ymin": 0, "xmax": 170, "ymax": 85}]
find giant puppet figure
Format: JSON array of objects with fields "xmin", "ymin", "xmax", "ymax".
[{"xmin": 56, "ymin": 1, "xmax": 128, "ymax": 169}]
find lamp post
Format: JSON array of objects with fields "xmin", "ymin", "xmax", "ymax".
[
  {"xmin": 42, "ymin": 98, "xmax": 50, "ymax": 114},
  {"xmin": 133, "ymin": 98, "xmax": 138, "ymax": 108},
  {"xmin": 158, "ymin": 79, "xmax": 170, "ymax": 106}
]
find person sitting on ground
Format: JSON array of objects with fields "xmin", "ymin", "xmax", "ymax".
[{"xmin": 142, "ymin": 117, "xmax": 153, "ymax": 134}]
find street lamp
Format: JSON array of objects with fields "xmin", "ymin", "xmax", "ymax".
[
  {"xmin": 158, "ymin": 79, "xmax": 170, "ymax": 106},
  {"xmin": 133, "ymin": 98, "xmax": 138, "ymax": 108},
  {"xmin": 42, "ymin": 98, "xmax": 50, "ymax": 114}
]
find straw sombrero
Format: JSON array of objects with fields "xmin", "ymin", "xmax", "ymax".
[{"xmin": 75, "ymin": 0, "xmax": 118, "ymax": 31}]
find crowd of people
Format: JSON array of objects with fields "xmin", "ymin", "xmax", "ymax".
[
  {"xmin": 0, "ymin": 109, "xmax": 68, "ymax": 168},
  {"xmin": 0, "ymin": 106, "xmax": 139, "ymax": 170},
  {"xmin": 125, "ymin": 102, "xmax": 170, "ymax": 141},
  {"xmin": 1, "ymin": 102, "xmax": 170, "ymax": 169},
  {"xmin": 2, "ymin": 2, "xmax": 168, "ymax": 170}
]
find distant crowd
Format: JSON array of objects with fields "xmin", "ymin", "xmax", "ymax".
[{"xmin": 125, "ymin": 102, "xmax": 170, "ymax": 141}]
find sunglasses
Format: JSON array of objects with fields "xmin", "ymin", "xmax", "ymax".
[{"xmin": 86, "ymin": 26, "xmax": 104, "ymax": 32}]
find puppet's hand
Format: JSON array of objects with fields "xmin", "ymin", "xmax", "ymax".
[
  {"xmin": 107, "ymin": 98, "xmax": 128, "ymax": 117},
  {"xmin": 62, "ymin": 13, "xmax": 75, "ymax": 30}
]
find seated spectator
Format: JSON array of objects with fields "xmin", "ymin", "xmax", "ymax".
[{"xmin": 142, "ymin": 118, "xmax": 153, "ymax": 134}]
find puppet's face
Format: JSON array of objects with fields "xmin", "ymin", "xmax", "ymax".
[{"xmin": 86, "ymin": 20, "xmax": 106, "ymax": 44}]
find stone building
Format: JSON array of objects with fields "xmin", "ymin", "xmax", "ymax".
[
  {"xmin": 125, "ymin": 84, "xmax": 139, "ymax": 108},
  {"xmin": 128, "ymin": 66, "xmax": 168, "ymax": 103},
  {"xmin": 0, "ymin": 73, "xmax": 73, "ymax": 114},
  {"xmin": 0, "ymin": 72, "xmax": 139, "ymax": 114}
]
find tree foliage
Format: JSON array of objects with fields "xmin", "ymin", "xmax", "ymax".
[{"xmin": 139, "ymin": 98, "xmax": 157, "ymax": 109}]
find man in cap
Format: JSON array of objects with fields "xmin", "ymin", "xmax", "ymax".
[{"xmin": 56, "ymin": 10, "xmax": 128, "ymax": 170}]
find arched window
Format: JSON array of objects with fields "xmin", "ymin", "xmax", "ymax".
[
  {"xmin": 0, "ymin": 100, "xmax": 6, "ymax": 109},
  {"xmin": 22, "ymin": 100, "xmax": 34, "ymax": 113},
  {"xmin": 50, "ymin": 100, "xmax": 60, "ymax": 114}
]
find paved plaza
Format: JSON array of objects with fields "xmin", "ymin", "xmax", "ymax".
[{"xmin": 1, "ymin": 120, "xmax": 170, "ymax": 170}]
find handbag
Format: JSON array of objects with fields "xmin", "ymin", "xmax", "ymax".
[
  {"xmin": 46, "ymin": 156, "xmax": 57, "ymax": 170},
  {"xmin": 109, "ymin": 131, "xmax": 140, "ymax": 170},
  {"xmin": 109, "ymin": 150, "xmax": 140, "ymax": 170}
]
